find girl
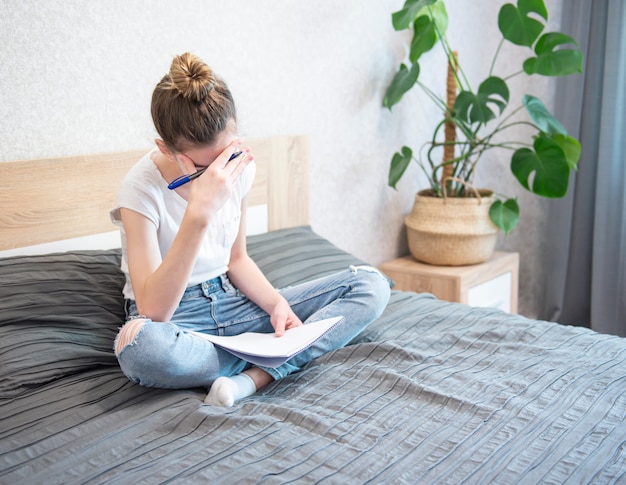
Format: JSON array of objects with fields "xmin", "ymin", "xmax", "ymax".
[{"xmin": 111, "ymin": 52, "xmax": 390, "ymax": 407}]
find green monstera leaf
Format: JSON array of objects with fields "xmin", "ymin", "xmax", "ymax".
[
  {"xmin": 392, "ymin": 0, "xmax": 447, "ymax": 35},
  {"xmin": 511, "ymin": 134, "xmax": 572, "ymax": 198},
  {"xmin": 410, "ymin": 16, "xmax": 438, "ymax": 62},
  {"xmin": 552, "ymin": 133, "xmax": 581, "ymax": 170},
  {"xmin": 498, "ymin": 0, "xmax": 548, "ymax": 47},
  {"xmin": 383, "ymin": 62, "xmax": 421, "ymax": 109},
  {"xmin": 523, "ymin": 32, "xmax": 584, "ymax": 76},
  {"xmin": 489, "ymin": 198, "xmax": 520, "ymax": 234},
  {"xmin": 523, "ymin": 95, "xmax": 581, "ymax": 170},
  {"xmin": 523, "ymin": 95, "xmax": 566, "ymax": 135},
  {"xmin": 454, "ymin": 77, "xmax": 510, "ymax": 125},
  {"xmin": 389, "ymin": 146, "xmax": 414, "ymax": 189},
  {"xmin": 392, "ymin": 0, "xmax": 438, "ymax": 30}
]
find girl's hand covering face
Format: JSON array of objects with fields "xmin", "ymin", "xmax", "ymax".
[{"xmin": 178, "ymin": 141, "xmax": 254, "ymax": 223}]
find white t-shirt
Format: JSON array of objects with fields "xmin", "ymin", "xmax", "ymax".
[{"xmin": 110, "ymin": 149, "xmax": 256, "ymax": 300}]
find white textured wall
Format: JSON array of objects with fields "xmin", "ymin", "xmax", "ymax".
[{"xmin": 0, "ymin": 0, "xmax": 564, "ymax": 317}]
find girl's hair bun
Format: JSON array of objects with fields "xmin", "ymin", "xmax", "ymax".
[
  {"xmin": 169, "ymin": 52, "xmax": 216, "ymax": 102},
  {"xmin": 151, "ymin": 52, "xmax": 236, "ymax": 151}
]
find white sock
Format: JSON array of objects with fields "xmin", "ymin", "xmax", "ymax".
[{"xmin": 204, "ymin": 373, "xmax": 257, "ymax": 407}]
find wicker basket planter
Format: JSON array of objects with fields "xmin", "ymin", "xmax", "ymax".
[{"xmin": 405, "ymin": 189, "xmax": 499, "ymax": 266}]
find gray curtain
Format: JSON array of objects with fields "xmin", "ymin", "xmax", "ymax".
[{"xmin": 541, "ymin": 0, "xmax": 626, "ymax": 336}]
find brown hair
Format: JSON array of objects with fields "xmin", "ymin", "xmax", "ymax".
[{"xmin": 151, "ymin": 52, "xmax": 236, "ymax": 152}]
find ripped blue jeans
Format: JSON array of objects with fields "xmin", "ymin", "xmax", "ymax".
[{"xmin": 114, "ymin": 266, "xmax": 391, "ymax": 389}]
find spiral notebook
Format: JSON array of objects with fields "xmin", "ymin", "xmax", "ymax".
[{"xmin": 191, "ymin": 316, "xmax": 344, "ymax": 368}]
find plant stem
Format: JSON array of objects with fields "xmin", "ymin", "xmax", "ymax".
[
  {"xmin": 489, "ymin": 39, "xmax": 505, "ymax": 77},
  {"xmin": 416, "ymin": 81, "xmax": 447, "ymax": 110},
  {"xmin": 503, "ymin": 69, "xmax": 525, "ymax": 81}
]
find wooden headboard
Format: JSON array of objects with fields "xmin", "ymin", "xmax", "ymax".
[{"xmin": 0, "ymin": 135, "xmax": 309, "ymax": 253}]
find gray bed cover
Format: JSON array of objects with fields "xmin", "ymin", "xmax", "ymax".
[{"xmin": 1, "ymin": 226, "xmax": 625, "ymax": 483}]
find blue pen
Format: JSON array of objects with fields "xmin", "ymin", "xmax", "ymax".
[{"xmin": 168, "ymin": 150, "xmax": 243, "ymax": 190}]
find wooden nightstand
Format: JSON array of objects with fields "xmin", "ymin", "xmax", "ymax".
[{"xmin": 380, "ymin": 251, "xmax": 519, "ymax": 313}]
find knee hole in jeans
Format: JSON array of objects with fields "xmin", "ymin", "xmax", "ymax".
[{"xmin": 115, "ymin": 318, "xmax": 147, "ymax": 356}]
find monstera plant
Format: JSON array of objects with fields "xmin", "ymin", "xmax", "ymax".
[{"xmin": 385, "ymin": 0, "xmax": 583, "ymax": 234}]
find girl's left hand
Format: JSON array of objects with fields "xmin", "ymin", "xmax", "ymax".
[{"xmin": 270, "ymin": 299, "xmax": 303, "ymax": 337}]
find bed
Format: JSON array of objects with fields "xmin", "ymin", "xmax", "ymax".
[{"xmin": 1, "ymin": 135, "xmax": 625, "ymax": 484}]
